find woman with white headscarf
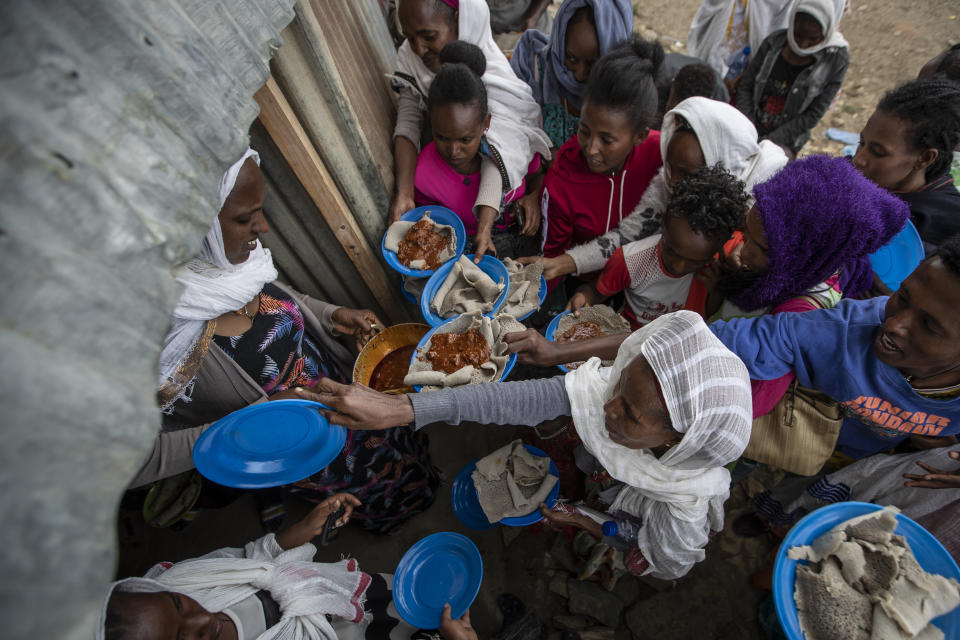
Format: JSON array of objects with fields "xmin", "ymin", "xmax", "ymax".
[
  {"xmin": 143, "ymin": 150, "xmax": 440, "ymax": 534},
  {"xmin": 388, "ymin": 0, "xmax": 551, "ymax": 259},
  {"xmin": 686, "ymin": 0, "xmax": 794, "ymax": 79},
  {"xmin": 736, "ymin": 0, "xmax": 850, "ymax": 155},
  {"xmin": 307, "ymin": 311, "xmax": 753, "ymax": 580},
  {"xmin": 533, "ymin": 96, "xmax": 788, "ymax": 282}
]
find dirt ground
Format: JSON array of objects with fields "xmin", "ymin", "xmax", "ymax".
[{"xmin": 632, "ymin": 0, "xmax": 959, "ymax": 156}]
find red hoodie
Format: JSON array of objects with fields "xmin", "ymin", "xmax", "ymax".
[{"xmin": 541, "ymin": 131, "xmax": 662, "ymax": 272}]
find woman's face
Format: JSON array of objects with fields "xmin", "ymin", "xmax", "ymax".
[
  {"xmin": 577, "ymin": 100, "xmax": 647, "ymax": 175},
  {"xmin": 738, "ymin": 206, "xmax": 770, "ymax": 275},
  {"xmin": 853, "ymin": 109, "xmax": 935, "ymax": 193},
  {"xmin": 790, "ymin": 12, "xmax": 824, "ymax": 51},
  {"xmin": 665, "ymin": 129, "xmax": 706, "ymax": 190},
  {"xmin": 110, "ymin": 591, "xmax": 238, "ymax": 640},
  {"xmin": 874, "ymin": 257, "xmax": 960, "ymax": 381},
  {"xmin": 430, "ymin": 102, "xmax": 489, "ymax": 174},
  {"xmin": 564, "ymin": 18, "xmax": 599, "ymax": 84},
  {"xmin": 603, "ymin": 354, "xmax": 677, "ymax": 450},
  {"xmin": 399, "ymin": 0, "xmax": 458, "ymax": 73},
  {"xmin": 219, "ymin": 158, "xmax": 268, "ymax": 265}
]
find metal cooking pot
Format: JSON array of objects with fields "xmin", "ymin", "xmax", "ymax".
[{"xmin": 352, "ymin": 322, "xmax": 430, "ymax": 392}]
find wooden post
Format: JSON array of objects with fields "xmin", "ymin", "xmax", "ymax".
[{"xmin": 255, "ymin": 76, "xmax": 408, "ymax": 324}]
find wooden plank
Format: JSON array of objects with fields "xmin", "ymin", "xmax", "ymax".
[{"xmin": 255, "ymin": 76, "xmax": 408, "ymax": 324}]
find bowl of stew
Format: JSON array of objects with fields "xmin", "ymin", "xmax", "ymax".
[{"xmin": 353, "ymin": 323, "xmax": 431, "ymax": 393}]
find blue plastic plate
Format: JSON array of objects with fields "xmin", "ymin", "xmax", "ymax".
[
  {"xmin": 192, "ymin": 399, "xmax": 346, "ymax": 489},
  {"xmin": 450, "ymin": 462, "xmax": 495, "ymax": 531},
  {"xmin": 420, "ymin": 254, "xmax": 511, "ymax": 327},
  {"xmin": 393, "ymin": 532, "xmax": 483, "ymax": 629},
  {"xmin": 512, "ymin": 275, "xmax": 548, "ymax": 322},
  {"xmin": 451, "ymin": 444, "xmax": 559, "ymax": 529},
  {"xmin": 773, "ymin": 502, "xmax": 960, "ymax": 640},
  {"xmin": 409, "ymin": 316, "xmax": 518, "ymax": 392},
  {"xmin": 545, "ymin": 310, "xmax": 574, "ymax": 373},
  {"xmin": 869, "ymin": 219, "xmax": 924, "ymax": 292},
  {"xmin": 382, "ymin": 206, "xmax": 467, "ymax": 278}
]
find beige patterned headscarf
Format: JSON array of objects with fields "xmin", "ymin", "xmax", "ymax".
[{"xmin": 564, "ymin": 311, "xmax": 752, "ymax": 579}]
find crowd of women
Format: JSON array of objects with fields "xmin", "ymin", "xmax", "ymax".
[{"xmin": 102, "ymin": 0, "xmax": 960, "ymax": 638}]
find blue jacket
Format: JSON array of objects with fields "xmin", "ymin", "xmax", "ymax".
[{"xmin": 710, "ymin": 297, "xmax": 960, "ymax": 459}]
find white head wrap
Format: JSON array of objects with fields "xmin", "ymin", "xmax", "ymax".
[
  {"xmin": 395, "ymin": 0, "xmax": 551, "ymax": 190},
  {"xmin": 686, "ymin": 0, "xmax": 793, "ymax": 76},
  {"xmin": 787, "ymin": 0, "xmax": 848, "ymax": 55},
  {"xmin": 564, "ymin": 311, "xmax": 752, "ymax": 580},
  {"xmin": 660, "ymin": 96, "xmax": 788, "ymax": 194},
  {"xmin": 158, "ymin": 148, "xmax": 279, "ymax": 411},
  {"xmin": 97, "ymin": 537, "xmax": 369, "ymax": 640}
]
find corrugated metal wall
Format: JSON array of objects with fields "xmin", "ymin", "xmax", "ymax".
[
  {"xmin": 0, "ymin": 1, "xmax": 295, "ymax": 637},
  {"xmin": 254, "ymin": 0, "xmax": 414, "ymax": 324}
]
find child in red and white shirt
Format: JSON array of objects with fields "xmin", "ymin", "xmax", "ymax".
[{"xmin": 568, "ymin": 165, "xmax": 749, "ymax": 330}]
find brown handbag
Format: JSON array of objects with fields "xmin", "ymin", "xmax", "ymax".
[{"xmin": 743, "ymin": 380, "xmax": 844, "ymax": 475}]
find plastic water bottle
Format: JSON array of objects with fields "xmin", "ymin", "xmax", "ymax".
[
  {"xmin": 601, "ymin": 511, "xmax": 643, "ymax": 552},
  {"xmin": 725, "ymin": 46, "xmax": 751, "ymax": 80}
]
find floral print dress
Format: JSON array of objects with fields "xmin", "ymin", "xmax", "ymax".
[{"xmin": 213, "ymin": 284, "xmax": 440, "ymax": 534}]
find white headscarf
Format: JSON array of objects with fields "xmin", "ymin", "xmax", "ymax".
[
  {"xmin": 97, "ymin": 536, "xmax": 369, "ymax": 640},
  {"xmin": 686, "ymin": 0, "xmax": 793, "ymax": 76},
  {"xmin": 661, "ymin": 96, "xmax": 788, "ymax": 193},
  {"xmin": 787, "ymin": 0, "xmax": 848, "ymax": 55},
  {"xmin": 564, "ymin": 311, "xmax": 752, "ymax": 580},
  {"xmin": 395, "ymin": 0, "xmax": 551, "ymax": 190},
  {"xmin": 158, "ymin": 148, "xmax": 278, "ymax": 411}
]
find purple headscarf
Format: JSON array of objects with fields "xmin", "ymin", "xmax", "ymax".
[
  {"xmin": 509, "ymin": 0, "xmax": 634, "ymax": 111},
  {"xmin": 731, "ymin": 155, "xmax": 910, "ymax": 311}
]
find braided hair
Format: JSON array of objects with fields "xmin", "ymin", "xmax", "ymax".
[
  {"xmin": 584, "ymin": 34, "xmax": 665, "ymax": 132},
  {"xmin": 877, "ymin": 78, "xmax": 960, "ymax": 181},
  {"xmin": 664, "ymin": 164, "xmax": 748, "ymax": 243},
  {"xmin": 427, "ymin": 41, "xmax": 488, "ymax": 120}
]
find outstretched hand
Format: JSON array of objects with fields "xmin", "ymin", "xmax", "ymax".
[
  {"xmin": 296, "ymin": 378, "xmax": 414, "ymax": 430},
  {"xmin": 503, "ymin": 329, "xmax": 562, "ymax": 367},
  {"xmin": 440, "ymin": 605, "xmax": 478, "ymax": 640},
  {"xmin": 518, "ymin": 254, "xmax": 576, "ymax": 281},
  {"xmin": 903, "ymin": 450, "xmax": 960, "ymax": 489}
]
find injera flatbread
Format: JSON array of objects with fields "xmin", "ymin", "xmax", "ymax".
[
  {"xmin": 404, "ymin": 311, "xmax": 525, "ymax": 391},
  {"xmin": 555, "ymin": 305, "xmax": 631, "ymax": 369},
  {"xmin": 430, "ymin": 255, "xmax": 505, "ymax": 318},
  {"xmin": 384, "ymin": 211, "xmax": 456, "ymax": 270},
  {"xmin": 500, "ymin": 257, "xmax": 544, "ymax": 319},
  {"xmin": 471, "ymin": 439, "xmax": 558, "ymax": 522},
  {"xmin": 788, "ymin": 506, "xmax": 960, "ymax": 640}
]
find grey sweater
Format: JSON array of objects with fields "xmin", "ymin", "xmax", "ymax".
[{"xmin": 409, "ymin": 375, "xmax": 571, "ymax": 428}]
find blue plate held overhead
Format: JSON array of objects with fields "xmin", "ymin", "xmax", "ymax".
[
  {"xmin": 393, "ymin": 532, "xmax": 483, "ymax": 629},
  {"xmin": 869, "ymin": 219, "xmax": 924, "ymax": 292},
  {"xmin": 420, "ymin": 253, "xmax": 511, "ymax": 327},
  {"xmin": 773, "ymin": 502, "xmax": 960, "ymax": 640},
  {"xmin": 192, "ymin": 399, "xmax": 346, "ymax": 489},
  {"xmin": 381, "ymin": 206, "xmax": 467, "ymax": 278}
]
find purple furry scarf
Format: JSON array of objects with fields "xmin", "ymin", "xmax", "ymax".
[{"xmin": 731, "ymin": 155, "xmax": 910, "ymax": 311}]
